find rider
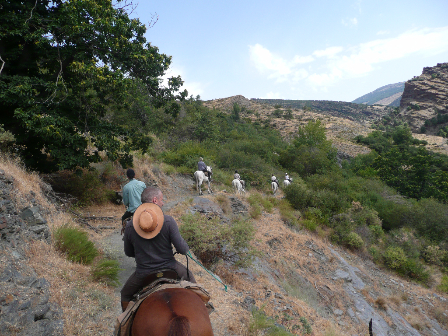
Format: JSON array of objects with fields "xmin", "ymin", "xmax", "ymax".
[
  {"xmin": 234, "ymin": 170, "xmax": 241, "ymax": 180},
  {"xmin": 271, "ymin": 174, "xmax": 279, "ymax": 186},
  {"xmin": 285, "ymin": 173, "xmax": 292, "ymax": 182},
  {"xmin": 198, "ymin": 157, "xmax": 212, "ymax": 181},
  {"xmin": 121, "ymin": 169, "xmax": 146, "ymax": 231},
  {"xmin": 120, "ymin": 186, "xmax": 196, "ymax": 312}
]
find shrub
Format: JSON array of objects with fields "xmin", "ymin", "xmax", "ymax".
[
  {"xmin": 422, "ymin": 246, "xmax": 446, "ymax": 266},
  {"xmin": 91, "ymin": 259, "xmax": 120, "ymax": 286},
  {"xmin": 384, "ymin": 246, "xmax": 408, "ymax": 270},
  {"xmin": 309, "ymin": 188, "xmax": 349, "ymax": 216},
  {"xmin": 249, "ymin": 204, "xmax": 262, "ymax": 219},
  {"xmin": 369, "ymin": 225, "xmax": 384, "ymax": 241},
  {"xmin": 50, "ymin": 169, "xmax": 116, "ymax": 206},
  {"xmin": 284, "ymin": 183, "xmax": 312, "ymax": 210},
  {"xmin": 402, "ymin": 259, "xmax": 430, "ymax": 284},
  {"xmin": 437, "ymin": 275, "xmax": 448, "ymax": 293},
  {"xmin": 344, "ymin": 232, "xmax": 364, "ymax": 250},
  {"xmin": 54, "ymin": 224, "xmax": 98, "ymax": 264},
  {"xmin": 369, "ymin": 246, "xmax": 382, "ymax": 262},
  {"xmin": 248, "ymin": 307, "xmax": 293, "ymax": 336},
  {"xmin": 248, "ymin": 192, "xmax": 274, "ymax": 214},
  {"xmin": 277, "ymin": 199, "xmax": 301, "ymax": 229},
  {"xmin": 179, "ymin": 213, "xmax": 255, "ymax": 267},
  {"xmin": 302, "ymin": 219, "xmax": 318, "ymax": 232}
]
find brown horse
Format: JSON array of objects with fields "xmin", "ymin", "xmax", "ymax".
[{"xmin": 131, "ymin": 288, "xmax": 214, "ymax": 336}]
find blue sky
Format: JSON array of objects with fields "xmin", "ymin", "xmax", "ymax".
[{"xmin": 130, "ymin": 0, "xmax": 448, "ymax": 102}]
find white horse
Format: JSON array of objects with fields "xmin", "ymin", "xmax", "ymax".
[
  {"xmin": 271, "ymin": 181, "xmax": 278, "ymax": 195},
  {"xmin": 232, "ymin": 179, "xmax": 245, "ymax": 194},
  {"xmin": 283, "ymin": 179, "xmax": 291, "ymax": 187},
  {"xmin": 194, "ymin": 166, "xmax": 213, "ymax": 195}
]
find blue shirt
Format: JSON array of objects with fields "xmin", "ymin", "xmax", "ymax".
[{"xmin": 122, "ymin": 179, "xmax": 146, "ymax": 213}]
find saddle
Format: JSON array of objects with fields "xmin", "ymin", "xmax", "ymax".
[{"xmin": 114, "ymin": 270, "xmax": 212, "ymax": 336}]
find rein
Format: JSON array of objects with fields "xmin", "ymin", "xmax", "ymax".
[{"xmin": 186, "ymin": 251, "xmax": 228, "ymax": 292}]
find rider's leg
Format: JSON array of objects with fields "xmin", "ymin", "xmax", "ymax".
[
  {"xmin": 173, "ymin": 260, "xmax": 196, "ymax": 283},
  {"xmin": 120, "ymin": 271, "xmax": 146, "ymax": 311}
]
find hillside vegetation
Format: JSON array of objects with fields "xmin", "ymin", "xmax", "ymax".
[{"xmin": 1, "ymin": 2, "xmax": 448, "ymax": 335}]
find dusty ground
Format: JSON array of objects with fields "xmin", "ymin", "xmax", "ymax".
[{"xmin": 74, "ymin": 170, "xmax": 448, "ymax": 336}]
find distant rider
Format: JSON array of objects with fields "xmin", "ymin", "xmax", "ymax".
[
  {"xmin": 285, "ymin": 173, "xmax": 292, "ymax": 182},
  {"xmin": 271, "ymin": 174, "xmax": 279, "ymax": 186},
  {"xmin": 234, "ymin": 170, "xmax": 241, "ymax": 180},
  {"xmin": 198, "ymin": 157, "xmax": 212, "ymax": 181}
]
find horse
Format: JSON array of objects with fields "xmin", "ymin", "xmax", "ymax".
[
  {"xmin": 194, "ymin": 166, "xmax": 213, "ymax": 195},
  {"xmin": 271, "ymin": 181, "xmax": 278, "ymax": 195},
  {"xmin": 283, "ymin": 179, "xmax": 291, "ymax": 187},
  {"xmin": 232, "ymin": 179, "xmax": 245, "ymax": 194},
  {"xmin": 131, "ymin": 288, "xmax": 214, "ymax": 336}
]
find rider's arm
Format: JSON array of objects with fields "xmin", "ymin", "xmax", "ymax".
[
  {"xmin": 123, "ymin": 223, "xmax": 135, "ymax": 257},
  {"xmin": 166, "ymin": 215, "xmax": 189, "ymax": 255}
]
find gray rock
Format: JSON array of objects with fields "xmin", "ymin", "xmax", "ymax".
[{"xmin": 19, "ymin": 206, "xmax": 47, "ymax": 226}]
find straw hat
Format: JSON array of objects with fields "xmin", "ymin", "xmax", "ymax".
[{"xmin": 133, "ymin": 203, "xmax": 164, "ymax": 239}]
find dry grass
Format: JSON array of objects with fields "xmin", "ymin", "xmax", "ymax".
[
  {"xmin": 214, "ymin": 194, "xmax": 231, "ymax": 214},
  {"xmin": 375, "ymin": 297, "xmax": 388, "ymax": 310},
  {"xmin": 26, "ymin": 239, "xmax": 117, "ymax": 336},
  {"xmin": 0, "ymin": 154, "xmax": 54, "ymax": 210},
  {"xmin": 388, "ymin": 295, "xmax": 402, "ymax": 306}
]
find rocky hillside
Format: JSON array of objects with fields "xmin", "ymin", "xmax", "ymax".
[
  {"xmin": 204, "ymin": 95, "xmax": 377, "ymax": 158},
  {"xmin": 399, "ymin": 63, "xmax": 448, "ymax": 132},
  {"xmin": 2, "ymin": 161, "xmax": 448, "ymax": 336},
  {"xmin": 352, "ymin": 82, "xmax": 405, "ymax": 107},
  {"xmin": 251, "ymin": 98, "xmax": 393, "ymax": 123}
]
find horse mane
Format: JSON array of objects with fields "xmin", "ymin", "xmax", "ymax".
[{"xmin": 168, "ymin": 315, "xmax": 191, "ymax": 336}]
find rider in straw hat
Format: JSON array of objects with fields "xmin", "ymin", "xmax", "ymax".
[{"xmin": 120, "ymin": 186, "xmax": 195, "ymax": 312}]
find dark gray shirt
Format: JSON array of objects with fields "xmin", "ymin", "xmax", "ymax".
[{"xmin": 124, "ymin": 215, "xmax": 189, "ymax": 274}]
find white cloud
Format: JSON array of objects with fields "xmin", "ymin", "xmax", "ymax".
[
  {"xmin": 249, "ymin": 26, "xmax": 448, "ymax": 89},
  {"xmin": 249, "ymin": 44, "xmax": 291, "ymax": 77},
  {"xmin": 312, "ymin": 46, "xmax": 344, "ymax": 58},
  {"xmin": 342, "ymin": 17, "xmax": 358, "ymax": 27},
  {"xmin": 293, "ymin": 55, "xmax": 314, "ymax": 64},
  {"xmin": 376, "ymin": 30, "xmax": 390, "ymax": 35}
]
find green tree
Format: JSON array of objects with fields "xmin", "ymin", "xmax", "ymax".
[
  {"xmin": 0, "ymin": 0, "xmax": 187, "ymax": 171},
  {"xmin": 373, "ymin": 146, "xmax": 448, "ymax": 201},
  {"xmin": 279, "ymin": 120, "xmax": 337, "ymax": 176}
]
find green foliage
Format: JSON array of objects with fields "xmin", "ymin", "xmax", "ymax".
[
  {"xmin": 279, "ymin": 120, "xmax": 337, "ymax": 176},
  {"xmin": 179, "ymin": 213, "xmax": 255, "ymax": 267},
  {"xmin": 248, "ymin": 308, "xmax": 294, "ymax": 336},
  {"xmin": 0, "ymin": 0, "xmax": 185, "ymax": 172},
  {"xmin": 54, "ymin": 224, "xmax": 98, "ymax": 265},
  {"xmin": 302, "ymin": 219, "xmax": 318, "ymax": 232},
  {"xmin": 277, "ymin": 199, "xmax": 301, "ymax": 229},
  {"xmin": 0, "ymin": 124, "xmax": 15, "ymax": 152},
  {"xmin": 345, "ymin": 232, "xmax": 364, "ymax": 250},
  {"xmin": 299, "ymin": 316, "xmax": 313, "ymax": 335},
  {"xmin": 248, "ymin": 193, "xmax": 274, "ymax": 213},
  {"xmin": 91, "ymin": 259, "xmax": 121, "ymax": 286},
  {"xmin": 51, "ymin": 169, "xmax": 116, "ymax": 206},
  {"xmin": 384, "ymin": 246, "xmax": 408, "ymax": 270},
  {"xmin": 422, "ymin": 246, "xmax": 447, "ymax": 266},
  {"xmin": 284, "ymin": 183, "xmax": 312, "ymax": 210},
  {"xmin": 161, "ymin": 141, "xmax": 210, "ymax": 170},
  {"xmin": 438, "ymin": 275, "xmax": 448, "ymax": 293}
]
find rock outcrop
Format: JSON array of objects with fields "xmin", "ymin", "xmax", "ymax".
[
  {"xmin": 399, "ymin": 62, "xmax": 448, "ymax": 132},
  {"xmin": 0, "ymin": 170, "xmax": 63, "ymax": 336}
]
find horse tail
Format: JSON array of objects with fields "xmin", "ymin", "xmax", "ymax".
[{"xmin": 168, "ymin": 315, "xmax": 192, "ymax": 336}]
